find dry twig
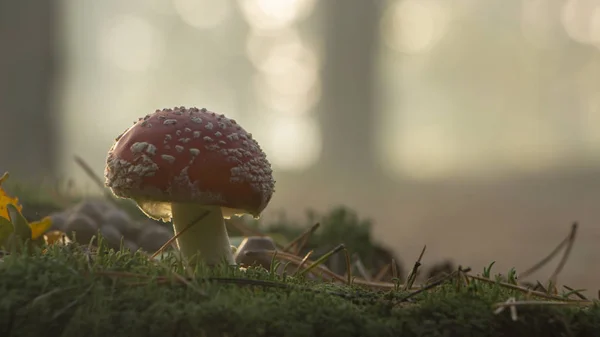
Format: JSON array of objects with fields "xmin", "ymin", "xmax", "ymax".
[
  {"xmin": 282, "ymin": 222, "xmax": 320, "ymax": 254},
  {"xmin": 149, "ymin": 211, "xmax": 210, "ymax": 259}
]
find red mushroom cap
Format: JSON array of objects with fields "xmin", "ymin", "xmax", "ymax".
[{"xmin": 104, "ymin": 106, "xmax": 275, "ymax": 221}]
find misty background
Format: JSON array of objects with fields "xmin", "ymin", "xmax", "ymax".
[{"xmin": 2, "ymin": 0, "xmax": 600, "ymax": 291}]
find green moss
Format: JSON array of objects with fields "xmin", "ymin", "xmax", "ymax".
[
  {"xmin": 0, "ymin": 242, "xmax": 598, "ymax": 337},
  {"xmin": 248, "ymin": 207, "xmax": 406, "ymax": 277}
]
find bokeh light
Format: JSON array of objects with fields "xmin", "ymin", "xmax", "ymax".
[
  {"xmin": 241, "ymin": 0, "xmax": 321, "ymax": 171},
  {"xmin": 520, "ymin": 0, "xmax": 560, "ymax": 49},
  {"xmin": 253, "ymin": 73, "xmax": 321, "ymax": 116},
  {"xmin": 495, "ymin": 114, "xmax": 566, "ymax": 173},
  {"xmin": 238, "ymin": 0, "xmax": 316, "ymax": 31},
  {"xmin": 147, "ymin": 0, "xmax": 177, "ymax": 15},
  {"xmin": 173, "ymin": 0, "xmax": 232, "ymax": 29},
  {"xmin": 381, "ymin": 0, "xmax": 450, "ymax": 54},
  {"xmin": 261, "ymin": 114, "xmax": 322, "ymax": 171},
  {"xmin": 246, "ymin": 28, "xmax": 301, "ymax": 68},
  {"xmin": 250, "ymin": 39, "xmax": 320, "ymax": 115},
  {"xmin": 169, "ymin": 80, "xmax": 240, "ymax": 121},
  {"xmin": 582, "ymin": 95, "xmax": 600, "ymax": 153},
  {"xmin": 99, "ymin": 15, "xmax": 163, "ymax": 72},
  {"xmin": 385, "ymin": 117, "xmax": 460, "ymax": 181},
  {"xmin": 560, "ymin": 0, "xmax": 600, "ymax": 46}
]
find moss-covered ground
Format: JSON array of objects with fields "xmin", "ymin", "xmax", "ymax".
[
  {"xmin": 2, "ymin": 173, "xmax": 599, "ymax": 337},
  {"xmin": 1, "ymin": 240, "xmax": 599, "ymax": 337}
]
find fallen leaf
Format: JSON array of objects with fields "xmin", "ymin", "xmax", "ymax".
[
  {"xmin": 0, "ymin": 172, "xmax": 22, "ymax": 221},
  {"xmin": 7, "ymin": 203, "xmax": 32, "ymax": 240},
  {"xmin": 29, "ymin": 216, "xmax": 53, "ymax": 240},
  {"xmin": 0, "ymin": 172, "xmax": 55, "ymax": 242}
]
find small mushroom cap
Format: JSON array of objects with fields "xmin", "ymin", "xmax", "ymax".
[
  {"xmin": 71, "ymin": 199, "xmax": 113, "ymax": 224},
  {"xmin": 234, "ymin": 236, "xmax": 277, "ymax": 269},
  {"xmin": 48, "ymin": 211, "xmax": 70, "ymax": 232},
  {"xmin": 64, "ymin": 213, "xmax": 98, "ymax": 244},
  {"xmin": 103, "ymin": 209, "xmax": 139, "ymax": 238},
  {"xmin": 136, "ymin": 224, "xmax": 173, "ymax": 253},
  {"xmin": 104, "ymin": 106, "xmax": 275, "ymax": 222}
]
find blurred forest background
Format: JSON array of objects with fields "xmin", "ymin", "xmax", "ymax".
[{"xmin": 1, "ymin": 0, "xmax": 600, "ymax": 291}]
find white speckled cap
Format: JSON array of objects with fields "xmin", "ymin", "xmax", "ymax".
[{"xmin": 105, "ymin": 106, "xmax": 275, "ymax": 222}]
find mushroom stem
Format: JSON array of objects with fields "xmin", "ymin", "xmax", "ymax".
[{"xmin": 171, "ymin": 203, "xmax": 235, "ymax": 265}]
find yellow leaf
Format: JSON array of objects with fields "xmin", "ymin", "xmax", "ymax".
[
  {"xmin": 0, "ymin": 172, "xmax": 23, "ymax": 221},
  {"xmin": 29, "ymin": 216, "xmax": 53, "ymax": 240}
]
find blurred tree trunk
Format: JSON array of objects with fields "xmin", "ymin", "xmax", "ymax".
[
  {"xmin": 0, "ymin": 0, "xmax": 58, "ymax": 180},
  {"xmin": 317, "ymin": 0, "xmax": 382, "ymax": 179}
]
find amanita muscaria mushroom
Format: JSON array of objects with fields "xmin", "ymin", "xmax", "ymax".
[{"xmin": 104, "ymin": 106, "xmax": 275, "ymax": 265}]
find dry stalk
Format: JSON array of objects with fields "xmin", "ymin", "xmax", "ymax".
[
  {"xmin": 297, "ymin": 244, "xmax": 345, "ymax": 277},
  {"xmin": 73, "ymin": 155, "xmax": 119, "ymax": 205},
  {"xmin": 391, "ymin": 258, "xmax": 398, "ymax": 280},
  {"xmin": 243, "ymin": 249, "xmax": 414, "ymax": 290},
  {"xmin": 563, "ymin": 285, "xmax": 587, "ymax": 300},
  {"xmin": 493, "ymin": 299, "xmax": 594, "ymax": 309},
  {"xmin": 402, "ymin": 245, "xmax": 427, "ymax": 291},
  {"xmin": 466, "ymin": 273, "xmax": 581, "ymax": 302},
  {"xmin": 352, "ymin": 253, "xmax": 371, "ymax": 281},
  {"xmin": 397, "ymin": 270, "xmax": 460, "ymax": 302},
  {"xmin": 548, "ymin": 222, "xmax": 578, "ymax": 286},
  {"xmin": 283, "ymin": 222, "xmax": 320, "ymax": 255},
  {"xmin": 293, "ymin": 250, "xmax": 314, "ymax": 274},
  {"xmin": 244, "ymin": 249, "xmax": 345, "ymax": 281},
  {"xmin": 519, "ymin": 222, "xmax": 578, "ymax": 279},
  {"xmin": 373, "ymin": 264, "xmax": 391, "ymax": 282},
  {"xmin": 344, "ymin": 248, "xmax": 353, "ymax": 285}
]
